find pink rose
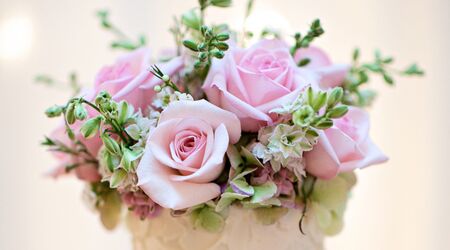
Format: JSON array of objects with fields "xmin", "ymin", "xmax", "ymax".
[
  {"xmin": 203, "ymin": 39, "xmax": 319, "ymax": 132},
  {"xmin": 305, "ymin": 107, "xmax": 388, "ymax": 179},
  {"xmin": 49, "ymin": 48, "xmax": 184, "ymax": 181},
  {"xmin": 294, "ymin": 46, "xmax": 350, "ymax": 89},
  {"xmin": 137, "ymin": 100, "xmax": 241, "ymax": 210},
  {"xmin": 94, "ymin": 47, "xmax": 183, "ymax": 111}
]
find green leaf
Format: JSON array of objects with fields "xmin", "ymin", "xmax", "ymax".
[
  {"xmin": 240, "ymin": 146, "xmax": 264, "ymax": 167},
  {"xmin": 109, "ymin": 168, "xmax": 127, "ymax": 188},
  {"xmin": 125, "ymin": 124, "xmax": 140, "ymax": 141},
  {"xmin": 311, "ymin": 176, "xmax": 348, "ymax": 210},
  {"xmin": 210, "ymin": 0, "xmax": 232, "ymax": 8},
  {"xmin": 111, "ymin": 40, "xmax": 138, "ymax": 50},
  {"xmin": 98, "ymin": 191, "xmax": 122, "ymax": 230},
  {"xmin": 232, "ymin": 167, "xmax": 257, "ymax": 181},
  {"xmin": 362, "ymin": 63, "xmax": 382, "ymax": 72},
  {"xmin": 226, "ymin": 145, "xmax": 243, "ymax": 170},
  {"xmin": 323, "ymin": 210, "xmax": 344, "ymax": 236},
  {"xmin": 230, "ymin": 177, "xmax": 254, "ymax": 196},
  {"xmin": 352, "ymin": 48, "xmax": 360, "ymax": 61},
  {"xmin": 312, "ymin": 202, "xmax": 332, "ymax": 230},
  {"xmin": 192, "ymin": 207, "xmax": 225, "ymax": 233},
  {"xmin": 403, "ymin": 63, "xmax": 424, "ymax": 76},
  {"xmin": 80, "ymin": 117, "xmax": 102, "ymax": 139},
  {"xmin": 338, "ymin": 171, "xmax": 357, "ymax": 188},
  {"xmin": 254, "ymin": 207, "xmax": 288, "ymax": 225},
  {"xmin": 216, "ymin": 190, "xmax": 248, "ymax": 212},
  {"xmin": 120, "ymin": 147, "xmax": 143, "ymax": 172},
  {"xmin": 250, "ymin": 181, "xmax": 277, "ymax": 204},
  {"xmin": 382, "ymin": 72, "xmax": 394, "ymax": 85}
]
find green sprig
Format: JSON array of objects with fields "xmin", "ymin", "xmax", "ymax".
[
  {"xmin": 290, "ymin": 19, "xmax": 325, "ymax": 56},
  {"xmin": 96, "ymin": 10, "xmax": 147, "ymax": 51},
  {"xmin": 343, "ymin": 48, "xmax": 425, "ymax": 107},
  {"xmin": 183, "ymin": 25, "xmax": 230, "ymax": 69},
  {"xmin": 292, "ymin": 87, "xmax": 348, "ymax": 130}
]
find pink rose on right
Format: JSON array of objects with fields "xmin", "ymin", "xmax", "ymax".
[
  {"xmin": 305, "ymin": 107, "xmax": 388, "ymax": 179},
  {"xmin": 203, "ymin": 39, "xmax": 319, "ymax": 132}
]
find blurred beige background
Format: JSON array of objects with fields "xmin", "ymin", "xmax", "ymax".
[{"xmin": 0, "ymin": 0, "xmax": 448, "ymax": 249}]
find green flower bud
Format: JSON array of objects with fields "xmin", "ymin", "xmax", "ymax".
[
  {"xmin": 293, "ymin": 105, "xmax": 315, "ymax": 127},
  {"xmin": 298, "ymin": 58, "xmax": 311, "ymax": 67},
  {"xmin": 327, "ymin": 87, "xmax": 344, "ymax": 108},
  {"xmin": 161, "ymin": 74, "xmax": 170, "ymax": 83},
  {"xmin": 314, "ymin": 118, "xmax": 333, "ymax": 130},
  {"xmin": 215, "ymin": 33, "xmax": 230, "ymax": 41},
  {"xmin": 66, "ymin": 127, "xmax": 75, "ymax": 140},
  {"xmin": 327, "ymin": 106, "xmax": 348, "ymax": 119},
  {"xmin": 65, "ymin": 102, "xmax": 76, "ymax": 125},
  {"xmin": 95, "ymin": 91, "xmax": 111, "ymax": 106},
  {"xmin": 45, "ymin": 105, "xmax": 63, "ymax": 118},
  {"xmin": 200, "ymin": 25, "xmax": 208, "ymax": 35},
  {"xmin": 213, "ymin": 42, "xmax": 229, "ymax": 51},
  {"xmin": 211, "ymin": 49, "xmax": 224, "ymax": 59},
  {"xmin": 198, "ymin": 52, "xmax": 209, "ymax": 61},
  {"xmin": 101, "ymin": 133, "xmax": 121, "ymax": 155},
  {"xmin": 74, "ymin": 104, "xmax": 87, "ymax": 120},
  {"xmin": 306, "ymin": 87, "xmax": 314, "ymax": 105},
  {"xmin": 312, "ymin": 92, "xmax": 327, "ymax": 111},
  {"xmin": 198, "ymin": 42, "xmax": 208, "ymax": 51},
  {"xmin": 153, "ymin": 85, "xmax": 162, "ymax": 92},
  {"xmin": 80, "ymin": 116, "xmax": 102, "ymax": 138},
  {"xmin": 210, "ymin": 0, "xmax": 232, "ymax": 8},
  {"xmin": 182, "ymin": 40, "xmax": 199, "ymax": 52}
]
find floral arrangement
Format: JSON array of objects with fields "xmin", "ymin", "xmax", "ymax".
[{"xmin": 40, "ymin": 0, "xmax": 423, "ymax": 236}]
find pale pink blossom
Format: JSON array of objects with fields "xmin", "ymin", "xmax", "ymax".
[{"xmin": 137, "ymin": 100, "xmax": 241, "ymax": 210}]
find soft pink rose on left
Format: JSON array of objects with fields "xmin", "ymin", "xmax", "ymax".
[
  {"xmin": 94, "ymin": 47, "xmax": 183, "ymax": 111},
  {"xmin": 137, "ymin": 100, "xmax": 241, "ymax": 210},
  {"xmin": 48, "ymin": 48, "xmax": 184, "ymax": 182},
  {"xmin": 305, "ymin": 107, "xmax": 388, "ymax": 179}
]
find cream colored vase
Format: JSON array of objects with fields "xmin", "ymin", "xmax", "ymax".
[{"xmin": 126, "ymin": 207, "xmax": 324, "ymax": 250}]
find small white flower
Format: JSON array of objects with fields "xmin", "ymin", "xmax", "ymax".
[{"xmin": 253, "ymin": 124, "xmax": 316, "ymax": 178}]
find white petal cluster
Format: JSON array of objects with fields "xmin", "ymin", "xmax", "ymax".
[{"xmin": 252, "ymin": 124, "xmax": 316, "ymax": 178}]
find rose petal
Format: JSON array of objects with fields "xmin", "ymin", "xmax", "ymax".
[
  {"xmin": 158, "ymin": 100, "xmax": 241, "ymax": 143},
  {"xmin": 137, "ymin": 150, "xmax": 221, "ymax": 210},
  {"xmin": 170, "ymin": 124, "xmax": 229, "ymax": 183}
]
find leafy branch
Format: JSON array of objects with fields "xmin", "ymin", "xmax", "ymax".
[
  {"xmin": 290, "ymin": 19, "xmax": 325, "ymax": 57},
  {"xmin": 96, "ymin": 10, "xmax": 146, "ymax": 51},
  {"xmin": 343, "ymin": 48, "xmax": 425, "ymax": 107}
]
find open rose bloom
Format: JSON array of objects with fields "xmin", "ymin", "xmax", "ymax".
[{"xmin": 41, "ymin": 7, "xmax": 421, "ymax": 247}]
